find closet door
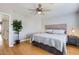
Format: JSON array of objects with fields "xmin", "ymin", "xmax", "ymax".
[
  {"xmin": 0, "ymin": 20, "xmax": 2, "ymax": 46},
  {"xmin": 0, "ymin": 22, "xmax": 1, "ymax": 34},
  {"xmin": 1, "ymin": 15, "xmax": 9, "ymax": 40}
]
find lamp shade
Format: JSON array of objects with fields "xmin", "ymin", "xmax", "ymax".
[{"xmin": 71, "ymin": 28, "xmax": 75, "ymax": 33}]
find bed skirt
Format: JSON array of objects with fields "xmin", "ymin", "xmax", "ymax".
[{"xmin": 32, "ymin": 41, "xmax": 64, "ymax": 55}]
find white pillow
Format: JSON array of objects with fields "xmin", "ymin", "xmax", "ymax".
[
  {"xmin": 52, "ymin": 29, "xmax": 65, "ymax": 34},
  {"xmin": 45, "ymin": 29, "xmax": 53, "ymax": 33}
]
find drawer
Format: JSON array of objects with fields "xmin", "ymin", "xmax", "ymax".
[{"xmin": 68, "ymin": 38, "xmax": 77, "ymax": 45}]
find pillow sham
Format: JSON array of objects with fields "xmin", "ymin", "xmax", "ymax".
[
  {"xmin": 45, "ymin": 29, "xmax": 52, "ymax": 32},
  {"xmin": 52, "ymin": 29, "xmax": 66, "ymax": 34},
  {"xmin": 45, "ymin": 29, "xmax": 53, "ymax": 34}
]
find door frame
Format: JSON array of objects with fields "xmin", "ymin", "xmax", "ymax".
[{"xmin": 0, "ymin": 12, "xmax": 11, "ymax": 47}]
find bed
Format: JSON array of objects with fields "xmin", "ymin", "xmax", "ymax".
[{"xmin": 32, "ymin": 24, "xmax": 68, "ymax": 55}]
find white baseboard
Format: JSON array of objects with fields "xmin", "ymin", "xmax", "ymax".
[
  {"xmin": 9, "ymin": 39, "xmax": 29, "ymax": 47},
  {"xmin": 9, "ymin": 44, "xmax": 14, "ymax": 47},
  {"xmin": 9, "ymin": 42, "xmax": 15, "ymax": 47}
]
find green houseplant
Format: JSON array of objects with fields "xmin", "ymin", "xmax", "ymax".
[{"xmin": 12, "ymin": 20, "xmax": 22, "ymax": 44}]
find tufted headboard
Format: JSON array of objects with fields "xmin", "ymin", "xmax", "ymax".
[{"xmin": 45, "ymin": 24, "xmax": 67, "ymax": 34}]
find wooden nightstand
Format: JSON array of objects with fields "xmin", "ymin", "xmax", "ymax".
[{"xmin": 67, "ymin": 35, "xmax": 79, "ymax": 46}]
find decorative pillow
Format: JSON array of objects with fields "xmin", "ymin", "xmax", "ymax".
[
  {"xmin": 45, "ymin": 29, "xmax": 53, "ymax": 34},
  {"xmin": 52, "ymin": 29, "xmax": 66, "ymax": 34},
  {"xmin": 46, "ymin": 32, "xmax": 53, "ymax": 34},
  {"xmin": 45, "ymin": 29, "xmax": 52, "ymax": 32}
]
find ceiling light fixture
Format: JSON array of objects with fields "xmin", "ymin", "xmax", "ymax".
[
  {"xmin": 28, "ymin": 3, "xmax": 50, "ymax": 15},
  {"xmin": 37, "ymin": 11, "xmax": 42, "ymax": 14}
]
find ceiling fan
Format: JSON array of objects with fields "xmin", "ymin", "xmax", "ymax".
[{"xmin": 29, "ymin": 4, "xmax": 50, "ymax": 15}]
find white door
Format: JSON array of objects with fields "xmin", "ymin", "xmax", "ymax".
[
  {"xmin": 0, "ymin": 19, "xmax": 2, "ymax": 46},
  {"xmin": 1, "ymin": 15, "xmax": 9, "ymax": 40}
]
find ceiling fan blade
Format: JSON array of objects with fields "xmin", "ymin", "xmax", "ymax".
[
  {"xmin": 28, "ymin": 9, "xmax": 35, "ymax": 11},
  {"xmin": 28, "ymin": 3, "xmax": 51, "ymax": 15},
  {"xmin": 43, "ymin": 9, "xmax": 51, "ymax": 11},
  {"xmin": 28, "ymin": 10, "xmax": 37, "ymax": 15}
]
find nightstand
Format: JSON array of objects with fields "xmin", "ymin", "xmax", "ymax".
[{"xmin": 67, "ymin": 35, "xmax": 79, "ymax": 46}]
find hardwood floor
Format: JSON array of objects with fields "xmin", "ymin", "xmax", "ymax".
[
  {"xmin": 0, "ymin": 40, "xmax": 79, "ymax": 55},
  {"xmin": 67, "ymin": 45, "xmax": 79, "ymax": 55}
]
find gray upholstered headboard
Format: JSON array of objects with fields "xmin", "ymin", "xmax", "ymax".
[{"xmin": 45, "ymin": 24, "xmax": 67, "ymax": 33}]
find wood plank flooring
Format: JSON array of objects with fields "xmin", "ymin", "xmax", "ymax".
[{"xmin": 0, "ymin": 40, "xmax": 79, "ymax": 55}]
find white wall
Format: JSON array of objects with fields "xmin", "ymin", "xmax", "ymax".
[
  {"xmin": 9, "ymin": 13, "xmax": 43, "ymax": 46},
  {"xmin": 76, "ymin": 13, "xmax": 79, "ymax": 28},
  {"xmin": 42, "ymin": 13, "xmax": 79, "ymax": 36}
]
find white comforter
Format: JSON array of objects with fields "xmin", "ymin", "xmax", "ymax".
[{"xmin": 32, "ymin": 33, "xmax": 68, "ymax": 55}]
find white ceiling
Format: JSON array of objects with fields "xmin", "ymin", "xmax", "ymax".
[{"xmin": 0, "ymin": 3, "xmax": 78, "ymax": 17}]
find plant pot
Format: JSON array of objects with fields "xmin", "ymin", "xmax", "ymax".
[{"xmin": 15, "ymin": 40, "xmax": 20, "ymax": 44}]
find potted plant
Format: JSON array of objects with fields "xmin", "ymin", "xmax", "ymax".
[{"xmin": 12, "ymin": 19, "xmax": 22, "ymax": 44}]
